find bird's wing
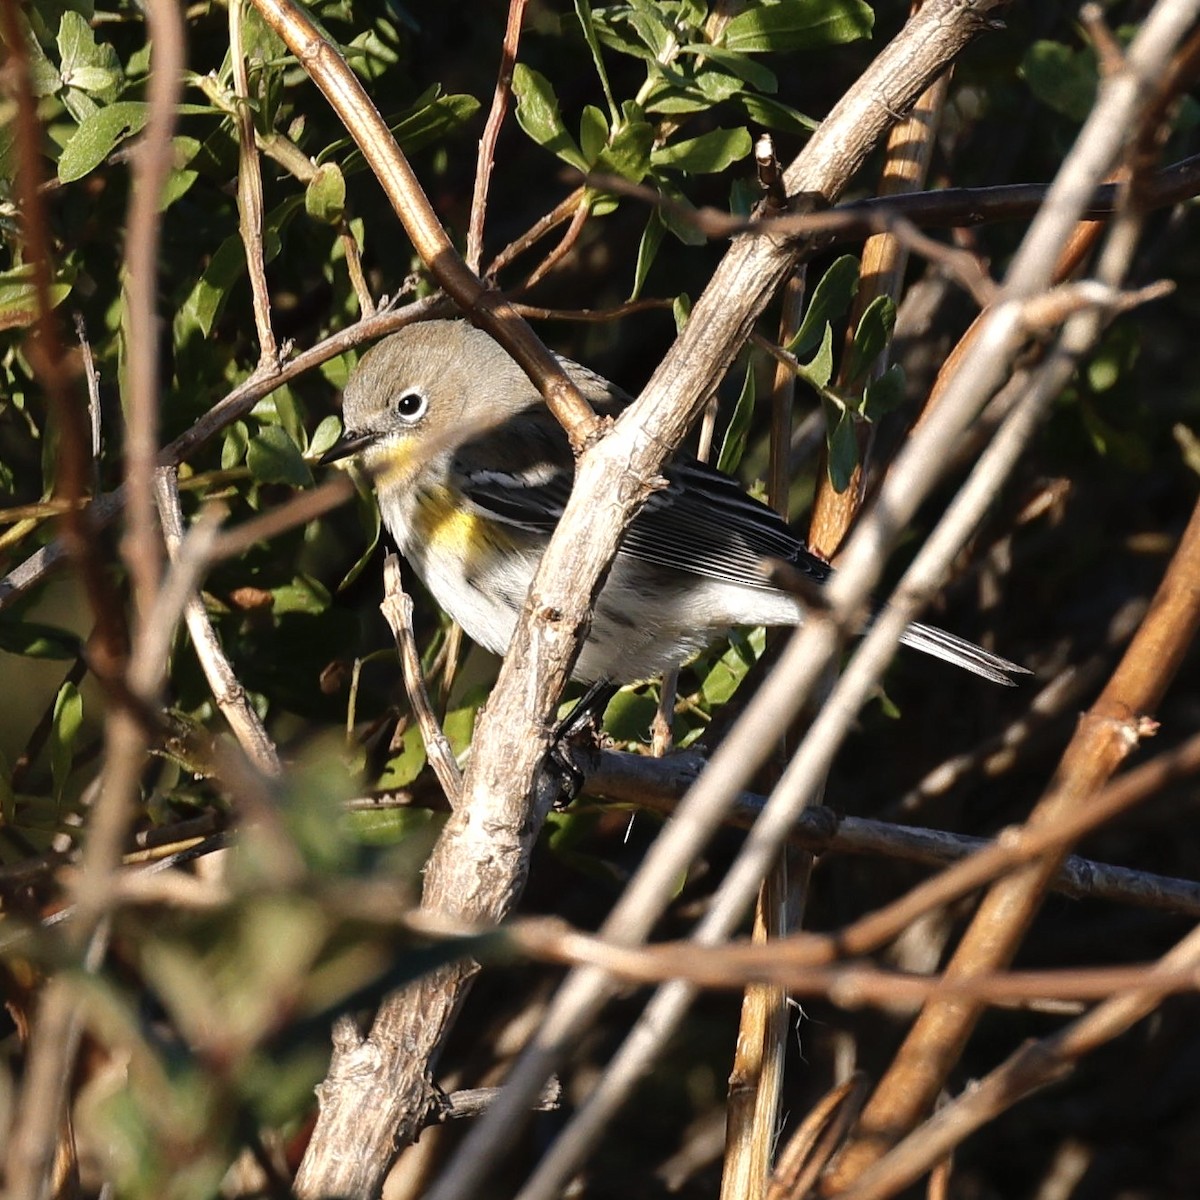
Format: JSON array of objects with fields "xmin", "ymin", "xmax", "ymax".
[
  {"xmin": 453, "ymin": 408, "xmax": 831, "ymax": 589},
  {"xmin": 622, "ymin": 457, "xmax": 832, "ymax": 590},
  {"xmin": 451, "ymin": 407, "xmax": 577, "ymax": 532}
]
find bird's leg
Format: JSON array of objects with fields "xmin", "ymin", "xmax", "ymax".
[{"xmin": 547, "ymin": 680, "xmax": 617, "ymax": 806}]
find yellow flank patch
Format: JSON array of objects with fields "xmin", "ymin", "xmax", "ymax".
[{"xmin": 411, "ymin": 484, "xmax": 509, "ymax": 560}]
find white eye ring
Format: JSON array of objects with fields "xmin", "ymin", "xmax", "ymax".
[{"xmin": 394, "ymin": 389, "xmax": 428, "ymax": 423}]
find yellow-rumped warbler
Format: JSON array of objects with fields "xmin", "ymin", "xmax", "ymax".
[{"xmin": 321, "ymin": 319, "xmax": 1029, "ymax": 688}]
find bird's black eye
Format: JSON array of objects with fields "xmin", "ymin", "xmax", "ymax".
[{"xmin": 394, "ymin": 389, "xmax": 428, "ymax": 422}]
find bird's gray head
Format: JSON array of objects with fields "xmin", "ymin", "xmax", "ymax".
[{"xmin": 321, "ymin": 320, "xmax": 539, "ymax": 473}]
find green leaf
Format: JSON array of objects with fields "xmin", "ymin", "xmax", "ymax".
[
  {"xmin": 579, "ymin": 104, "xmax": 609, "ymax": 165},
  {"xmin": 58, "ymin": 101, "xmax": 149, "ymax": 183},
  {"xmin": 271, "ymin": 574, "xmax": 332, "ymax": 615},
  {"xmin": 652, "ymin": 126, "xmax": 752, "ymax": 175},
  {"xmin": 681, "ymin": 44, "xmax": 778, "ymax": 92},
  {"xmin": 308, "ymin": 416, "xmax": 342, "ymax": 460},
  {"xmin": 512, "ymin": 64, "xmax": 586, "ymax": 171},
  {"xmin": 247, "ymin": 426, "xmax": 314, "ymax": 488},
  {"xmin": 174, "ymin": 233, "xmax": 246, "ymax": 342},
  {"xmin": 672, "ymin": 293, "xmax": 692, "ymax": 333},
  {"xmin": 593, "ymin": 117, "xmax": 653, "ymax": 183},
  {"xmin": 1020, "ymin": 41, "xmax": 1097, "ymax": 123},
  {"xmin": 848, "ymin": 295, "xmax": 896, "ymax": 385},
  {"xmin": 378, "ymin": 723, "xmax": 427, "ymax": 789},
  {"xmin": 0, "ymin": 618, "xmax": 81, "ymax": 659},
  {"xmin": 717, "ymin": 359, "xmax": 756, "ymax": 475},
  {"xmin": 723, "ymin": 0, "xmax": 874, "ymax": 53},
  {"xmin": 0, "ymin": 266, "xmax": 71, "ymax": 331},
  {"xmin": 825, "ymin": 402, "xmax": 858, "ymax": 493},
  {"xmin": 57, "ymin": 10, "xmax": 120, "ymax": 98},
  {"xmin": 575, "ymin": 0, "xmax": 619, "ymax": 126},
  {"xmin": 787, "ymin": 255, "xmax": 860, "ymax": 359},
  {"xmin": 862, "ymin": 364, "xmax": 906, "ymax": 421},
  {"xmin": 804, "ymin": 322, "xmax": 835, "ymax": 390},
  {"xmin": 50, "ymin": 682, "xmax": 83, "ymax": 802},
  {"xmin": 630, "ymin": 210, "xmax": 666, "ymax": 301},
  {"xmin": 738, "ymin": 92, "xmax": 819, "ymax": 134},
  {"xmin": 305, "ymin": 162, "xmax": 346, "ymax": 225},
  {"xmin": 222, "ymin": 421, "xmax": 250, "ymax": 470},
  {"xmin": 602, "ymin": 688, "xmax": 659, "ymax": 743}
]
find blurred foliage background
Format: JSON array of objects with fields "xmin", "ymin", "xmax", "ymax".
[{"xmin": 2, "ymin": 0, "xmax": 1200, "ymax": 1197}]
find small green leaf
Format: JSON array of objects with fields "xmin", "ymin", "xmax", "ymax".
[
  {"xmin": 788, "ymin": 255, "xmax": 859, "ymax": 359},
  {"xmin": 593, "ymin": 117, "xmax": 653, "ymax": 183},
  {"xmin": 57, "ymin": 11, "xmax": 120, "ymax": 98},
  {"xmin": 825, "ymin": 403, "xmax": 859, "ymax": 493},
  {"xmin": 673, "ymin": 294, "xmax": 692, "ymax": 333},
  {"xmin": 57, "ymin": 101, "xmax": 149, "ymax": 183},
  {"xmin": 0, "ymin": 267, "xmax": 71, "ymax": 331},
  {"xmin": 602, "ymin": 688, "xmax": 659, "ymax": 743},
  {"xmin": 271, "ymin": 575, "xmax": 332, "ymax": 615},
  {"xmin": 50, "ymin": 682, "xmax": 83, "ymax": 802},
  {"xmin": 862, "ymin": 365, "xmax": 906, "ymax": 421},
  {"xmin": 682, "ymin": 44, "xmax": 778, "ymax": 92},
  {"xmin": 174, "ymin": 233, "xmax": 247, "ymax": 342},
  {"xmin": 1020, "ymin": 41, "xmax": 1097, "ymax": 123},
  {"xmin": 717, "ymin": 359, "xmax": 756, "ymax": 475},
  {"xmin": 579, "ymin": 104, "xmax": 609, "ymax": 165},
  {"xmin": 630, "ymin": 211, "xmax": 666, "ymax": 301},
  {"xmin": 723, "ymin": 0, "xmax": 874, "ymax": 53},
  {"xmin": 575, "ymin": 0, "xmax": 619, "ymax": 126},
  {"xmin": 0, "ymin": 618, "xmax": 81, "ymax": 659},
  {"xmin": 804, "ymin": 322, "xmax": 835, "ymax": 390},
  {"xmin": 222, "ymin": 421, "xmax": 250, "ymax": 470},
  {"xmin": 651, "ymin": 126, "xmax": 752, "ymax": 175},
  {"xmin": 308, "ymin": 416, "xmax": 342, "ymax": 460},
  {"xmin": 848, "ymin": 295, "xmax": 896, "ymax": 385},
  {"xmin": 512, "ymin": 64, "xmax": 587, "ymax": 171},
  {"xmin": 247, "ymin": 426, "xmax": 314, "ymax": 488},
  {"xmin": 305, "ymin": 162, "xmax": 347, "ymax": 225},
  {"xmin": 378, "ymin": 723, "xmax": 427, "ymax": 789},
  {"xmin": 738, "ymin": 92, "xmax": 819, "ymax": 134}
]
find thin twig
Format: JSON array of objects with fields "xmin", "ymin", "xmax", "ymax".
[
  {"xmin": 467, "ymin": 0, "xmax": 527, "ymax": 274},
  {"xmin": 230, "ymin": 0, "xmax": 279, "ymax": 365},
  {"xmin": 379, "ymin": 554, "xmax": 463, "ymax": 807},
  {"xmin": 154, "ymin": 468, "xmax": 282, "ymax": 776}
]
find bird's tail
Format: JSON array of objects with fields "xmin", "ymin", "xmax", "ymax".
[{"xmin": 898, "ymin": 622, "xmax": 1032, "ymax": 686}]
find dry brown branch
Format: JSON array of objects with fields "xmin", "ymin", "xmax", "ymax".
[
  {"xmin": 587, "ymin": 730, "xmax": 1200, "ymax": 919},
  {"xmin": 809, "ymin": 38, "xmax": 950, "ymax": 560},
  {"xmin": 832, "ymin": 920, "xmax": 1200, "ymax": 1200},
  {"xmin": 831, "ymin": 488, "xmax": 1200, "ymax": 1183},
  {"xmin": 508, "ymin": 924, "xmax": 1200, "ymax": 1007},
  {"xmin": 485, "ymin": 188, "xmax": 586, "ymax": 281},
  {"xmin": 154, "ymin": 468, "xmax": 282, "ymax": 777},
  {"xmin": 229, "ymin": 0, "xmax": 278, "ymax": 366},
  {"xmin": 721, "ymin": 273, "xmax": 808, "ymax": 1200},
  {"xmin": 379, "ymin": 554, "xmax": 463, "ymax": 807},
  {"xmin": 467, "ymin": 0, "xmax": 528, "ymax": 274},
  {"xmin": 3, "ymin": 0, "xmax": 186, "ymax": 1186},
  {"xmin": 826, "ymin": 5, "xmax": 1200, "ymax": 1181},
  {"xmin": 585, "ymin": 149, "xmax": 1200, "ymax": 250},
  {"xmin": 768, "ymin": 1074, "xmax": 868, "ymax": 1200}
]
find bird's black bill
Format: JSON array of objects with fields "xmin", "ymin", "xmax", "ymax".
[{"xmin": 318, "ymin": 429, "xmax": 377, "ymax": 465}]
